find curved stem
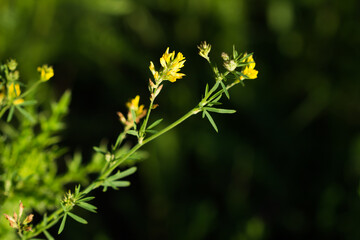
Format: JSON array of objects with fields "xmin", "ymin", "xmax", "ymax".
[{"xmin": 83, "ymin": 107, "xmax": 200, "ymax": 194}]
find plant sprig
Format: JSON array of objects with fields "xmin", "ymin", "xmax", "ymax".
[{"xmin": 4, "ymin": 42, "xmax": 258, "ymax": 239}]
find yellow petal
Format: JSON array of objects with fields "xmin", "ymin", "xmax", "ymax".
[{"xmin": 8, "ymin": 83, "xmax": 21, "ymax": 98}]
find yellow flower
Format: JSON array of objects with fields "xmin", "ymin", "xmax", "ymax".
[
  {"xmin": 149, "ymin": 47, "xmax": 186, "ymax": 84},
  {"xmin": 118, "ymin": 95, "xmax": 147, "ymax": 129},
  {"xmin": 247, "ymin": 55, "xmax": 256, "ymax": 69},
  {"xmin": 37, "ymin": 64, "xmax": 54, "ymax": 82},
  {"xmin": 240, "ymin": 55, "xmax": 258, "ymax": 80},
  {"xmin": 126, "ymin": 95, "xmax": 145, "ymax": 117},
  {"xmin": 159, "ymin": 47, "xmax": 186, "ymax": 82},
  {"xmin": 242, "ymin": 66, "xmax": 258, "ymax": 79},
  {"xmin": 149, "ymin": 61, "xmax": 159, "ymax": 81},
  {"xmin": 8, "ymin": 83, "xmax": 24, "ymax": 105}
]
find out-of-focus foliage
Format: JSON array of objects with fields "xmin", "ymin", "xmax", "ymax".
[{"xmin": 1, "ymin": 0, "xmax": 360, "ymax": 239}]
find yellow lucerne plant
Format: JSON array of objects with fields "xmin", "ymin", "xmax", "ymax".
[{"xmin": 2, "ymin": 42, "xmax": 258, "ymax": 240}]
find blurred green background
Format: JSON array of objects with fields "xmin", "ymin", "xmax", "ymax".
[{"xmin": 1, "ymin": 0, "xmax": 360, "ymax": 239}]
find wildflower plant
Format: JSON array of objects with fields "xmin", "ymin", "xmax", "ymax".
[{"xmin": 0, "ymin": 42, "xmax": 258, "ymax": 239}]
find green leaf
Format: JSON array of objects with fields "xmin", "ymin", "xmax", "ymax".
[
  {"xmin": 204, "ymin": 111, "xmax": 218, "ymax": 132},
  {"xmin": 58, "ymin": 213, "xmax": 67, "ymax": 234},
  {"xmin": 211, "ymin": 93, "xmax": 223, "ymax": 103},
  {"xmin": 233, "ymin": 45, "xmax": 238, "ymax": 59},
  {"xmin": 44, "ymin": 230, "xmax": 55, "ymax": 240},
  {"xmin": 108, "ymin": 167, "xmax": 137, "ymax": 181},
  {"xmin": 147, "ymin": 118, "xmax": 163, "ymax": 129},
  {"xmin": 205, "ymin": 107, "xmax": 236, "ymax": 114},
  {"xmin": 7, "ymin": 105, "xmax": 14, "ymax": 122},
  {"xmin": 238, "ymin": 52, "xmax": 253, "ymax": 62},
  {"xmin": 93, "ymin": 146, "xmax": 106, "ymax": 155},
  {"xmin": 127, "ymin": 130, "xmax": 138, "ymax": 137},
  {"xmin": 102, "ymin": 180, "xmax": 131, "ymax": 191},
  {"xmin": 130, "ymin": 109, "xmax": 137, "ymax": 130},
  {"xmin": 114, "ymin": 132, "xmax": 125, "ymax": 149},
  {"xmin": 207, "ymin": 102, "xmax": 222, "ymax": 107},
  {"xmin": 220, "ymin": 81, "xmax": 230, "ymax": 99},
  {"xmin": 105, "ymin": 180, "xmax": 130, "ymax": 187},
  {"xmin": 67, "ymin": 212, "xmax": 88, "ymax": 224},
  {"xmin": 111, "ymin": 180, "xmax": 131, "ymax": 187},
  {"xmin": 17, "ymin": 100, "xmax": 37, "ymax": 106},
  {"xmin": 77, "ymin": 196, "xmax": 95, "ymax": 203},
  {"xmin": 77, "ymin": 202, "xmax": 97, "ymax": 213},
  {"xmin": 145, "ymin": 129, "xmax": 157, "ymax": 134},
  {"xmin": 75, "ymin": 185, "xmax": 81, "ymax": 196},
  {"xmin": 204, "ymin": 83, "xmax": 209, "ymax": 97},
  {"xmin": 15, "ymin": 105, "xmax": 35, "ymax": 123}
]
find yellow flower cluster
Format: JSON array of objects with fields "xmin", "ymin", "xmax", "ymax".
[
  {"xmin": 118, "ymin": 95, "xmax": 147, "ymax": 130},
  {"xmin": 8, "ymin": 83, "xmax": 24, "ymax": 105},
  {"xmin": 0, "ymin": 83, "xmax": 24, "ymax": 105},
  {"xmin": 149, "ymin": 47, "xmax": 186, "ymax": 83},
  {"xmin": 37, "ymin": 64, "xmax": 54, "ymax": 82},
  {"xmin": 126, "ymin": 95, "xmax": 146, "ymax": 118},
  {"xmin": 240, "ymin": 55, "xmax": 258, "ymax": 80}
]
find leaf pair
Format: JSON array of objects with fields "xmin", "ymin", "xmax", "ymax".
[{"xmin": 101, "ymin": 166, "xmax": 137, "ymax": 192}]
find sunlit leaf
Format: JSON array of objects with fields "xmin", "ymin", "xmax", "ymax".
[
  {"xmin": 67, "ymin": 212, "xmax": 88, "ymax": 224},
  {"xmin": 77, "ymin": 202, "xmax": 97, "ymax": 213},
  {"xmin": 148, "ymin": 118, "xmax": 163, "ymax": 129},
  {"xmin": 205, "ymin": 107, "xmax": 236, "ymax": 114},
  {"xmin": 44, "ymin": 230, "xmax": 55, "ymax": 240},
  {"xmin": 58, "ymin": 213, "xmax": 67, "ymax": 234},
  {"xmin": 204, "ymin": 111, "xmax": 218, "ymax": 132},
  {"xmin": 15, "ymin": 105, "xmax": 35, "ymax": 123}
]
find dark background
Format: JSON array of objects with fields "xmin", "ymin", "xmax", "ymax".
[{"xmin": 1, "ymin": 0, "xmax": 360, "ymax": 239}]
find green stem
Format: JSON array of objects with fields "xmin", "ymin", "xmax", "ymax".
[
  {"xmin": 83, "ymin": 107, "xmax": 200, "ymax": 194},
  {"xmin": 20, "ymin": 80, "xmax": 42, "ymax": 99},
  {"xmin": 24, "ymin": 208, "xmax": 64, "ymax": 239},
  {"xmin": 139, "ymin": 98, "xmax": 154, "ymax": 141},
  {"xmin": 26, "ymin": 105, "xmax": 201, "ymax": 239}
]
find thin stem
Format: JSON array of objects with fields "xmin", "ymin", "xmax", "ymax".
[
  {"xmin": 139, "ymin": 98, "xmax": 154, "ymax": 140},
  {"xmin": 20, "ymin": 80, "xmax": 42, "ymax": 99},
  {"xmin": 83, "ymin": 107, "xmax": 200, "ymax": 194},
  {"xmin": 24, "ymin": 209, "xmax": 64, "ymax": 239}
]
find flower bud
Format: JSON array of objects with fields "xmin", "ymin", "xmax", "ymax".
[
  {"xmin": 221, "ymin": 52, "xmax": 229, "ymax": 61},
  {"xmin": 7, "ymin": 59, "xmax": 17, "ymax": 71},
  {"xmin": 224, "ymin": 60, "xmax": 237, "ymax": 72},
  {"xmin": 198, "ymin": 41, "xmax": 211, "ymax": 61}
]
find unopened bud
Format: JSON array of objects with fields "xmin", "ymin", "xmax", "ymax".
[
  {"xmin": 224, "ymin": 60, "xmax": 237, "ymax": 72},
  {"xmin": 221, "ymin": 52, "xmax": 229, "ymax": 61},
  {"xmin": 23, "ymin": 214, "xmax": 34, "ymax": 225},
  {"xmin": 198, "ymin": 41, "xmax": 211, "ymax": 61},
  {"xmin": 7, "ymin": 59, "xmax": 17, "ymax": 71}
]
